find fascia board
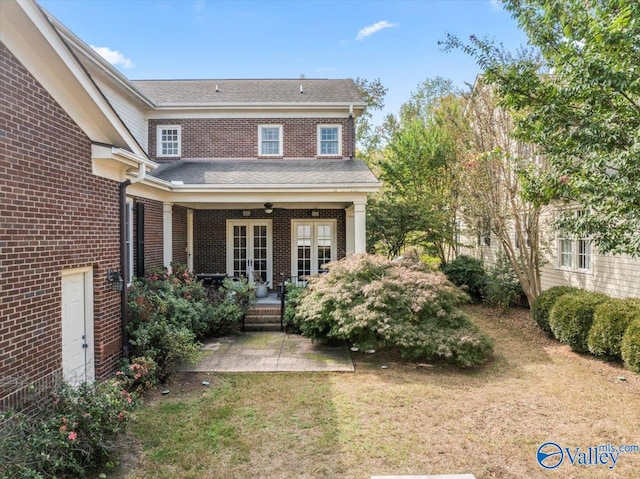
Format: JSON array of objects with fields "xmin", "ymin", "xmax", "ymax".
[
  {"xmin": 51, "ymin": 18, "xmax": 156, "ymax": 109},
  {"xmin": 2, "ymin": 1, "xmax": 147, "ymax": 159}
]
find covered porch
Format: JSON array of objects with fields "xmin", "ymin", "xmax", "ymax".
[{"xmin": 134, "ymin": 158, "xmax": 379, "ymax": 287}]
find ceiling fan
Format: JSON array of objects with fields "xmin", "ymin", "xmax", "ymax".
[{"xmin": 262, "ymin": 202, "xmax": 287, "ymax": 214}]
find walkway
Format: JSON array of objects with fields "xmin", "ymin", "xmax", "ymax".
[{"xmin": 180, "ymin": 332, "xmax": 355, "ymax": 373}]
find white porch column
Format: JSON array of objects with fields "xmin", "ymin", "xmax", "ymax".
[
  {"xmin": 163, "ymin": 202, "xmax": 173, "ymax": 270},
  {"xmin": 345, "ymin": 205, "xmax": 355, "ymax": 254},
  {"xmin": 353, "ymin": 201, "xmax": 367, "ymax": 253}
]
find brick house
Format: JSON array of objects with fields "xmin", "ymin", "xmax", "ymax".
[{"xmin": 0, "ymin": 0, "xmax": 379, "ymax": 407}]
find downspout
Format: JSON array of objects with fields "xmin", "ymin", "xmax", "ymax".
[{"xmin": 120, "ymin": 165, "xmax": 146, "ymax": 359}]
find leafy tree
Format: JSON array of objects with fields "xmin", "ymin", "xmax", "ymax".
[
  {"xmin": 354, "ymin": 77, "xmax": 388, "ymax": 161},
  {"xmin": 368, "ymin": 78, "xmax": 462, "ymax": 263},
  {"xmin": 459, "ymin": 79, "xmax": 548, "ymax": 308},
  {"xmin": 445, "ymin": 0, "xmax": 640, "ymax": 256}
]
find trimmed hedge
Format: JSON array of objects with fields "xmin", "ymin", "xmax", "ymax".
[
  {"xmin": 621, "ymin": 318, "xmax": 640, "ymax": 373},
  {"xmin": 588, "ymin": 298, "xmax": 640, "ymax": 358},
  {"xmin": 532, "ymin": 286, "xmax": 582, "ymax": 335},
  {"xmin": 549, "ymin": 290, "xmax": 608, "ymax": 353}
]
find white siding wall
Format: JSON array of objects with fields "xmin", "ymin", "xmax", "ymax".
[
  {"xmin": 94, "ymin": 78, "xmax": 148, "ymax": 152},
  {"xmin": 458, "ymin": 212, "xmax": 640, "ymax": 299}
]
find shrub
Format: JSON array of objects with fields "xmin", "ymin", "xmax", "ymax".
[
  {"xmin": 532, "ymin": 286, "xmax": 582, "ymax": 335},
  {"xmin": 482, "ymin": 253, "xmax": 524, "ymax": 312},
  {"xmin": 205, "ymin": 277, "xmax": 254, "ymax": 336},
  {"xmin": 588, "ymin": 298, "xmax": 640, "ymax": 358},
  {"xmin": 0, "ymin": 380, "xmax": 135, "ymax": 478},
  {"xmin": 549, "ymin": 290, "xmax": 609, "ymax": 353},
  {"xmin": 621, "ymin": 317, "xmax": 640, "ymax": 373},
  {"xmin": 441, "ymin": 255, "xmax": 486, "ymax": 302},
  {"xmin": 295, "ymin": 252, "xmax": 493, "ymax": 367},
  {"xmin": 282, "ymin": 283, "xmax": 308, "ymax": 333}
]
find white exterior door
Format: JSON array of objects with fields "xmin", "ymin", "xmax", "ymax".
[
  {"xmin": 227, "ymin": 220, "xmax": 272, "ymax": 284},
  {"xmin": 61, "ymin": 268, "xmax": 94, "ymax": 385},
  {"xmin": 292, "ymin": 220, "xmax": 337, "ymax": 278}
]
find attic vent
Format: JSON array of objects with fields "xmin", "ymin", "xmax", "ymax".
[{"xmin": 300, "ymin": 84, "xmax": 304, "ymax": 94}]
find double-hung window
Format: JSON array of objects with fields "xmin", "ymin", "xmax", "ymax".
[
  {"xmin": 317, "ymin": 125, "xmax": 342, "ymax": 156},
  {"xmin": 557, "ymin": 210, "xmax": 591, "ymax": 271},
  {"xmin": 157, "ymin": 125, "xmax": 181, "ymax": 157},
  {"xmin": 259, "ymin": 125, "xmax": 282, "ymax": 156}
]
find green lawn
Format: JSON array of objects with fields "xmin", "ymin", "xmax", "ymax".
[{"xmin": 115, "ymin": 306, "xmax": 640, "ymax": 479}]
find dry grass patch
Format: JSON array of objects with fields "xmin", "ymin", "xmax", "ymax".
[{"xmin": 117, "ymin": 305, "xmax": 640, "ymax": 479}]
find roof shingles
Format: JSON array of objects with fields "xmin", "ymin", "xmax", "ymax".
[
  {"xmin": 152, "ymin": 159, "xmax": 379, "ymax": 186},
  {"xmin": 132, "ymin": 79, "xmax": 364, "ymax": 105}
]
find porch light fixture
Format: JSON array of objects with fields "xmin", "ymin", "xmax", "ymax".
[
  {"xmin": 264, "ymin": 202, "xmax": 274, "ymax": 214},
  {"xmin": 106, "ymin": 269, "xmax": 124, "ymax": 292},
  {"xmin": 311, "ymin": 209, "xmax": 320, "ymax": 217}
]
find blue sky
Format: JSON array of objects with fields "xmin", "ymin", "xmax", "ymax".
[{"xmin": 39, "ymin": 0, "xmax": 529, "ymax": 124}]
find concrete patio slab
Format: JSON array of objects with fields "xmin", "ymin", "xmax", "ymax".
[{"xmin": 180, "ymin": 332, "xmax": 355, "ymax": 373}]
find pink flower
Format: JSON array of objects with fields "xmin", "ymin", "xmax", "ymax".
[
  {"xmin": 68, "ymin": 431, "xmax": 77, "ymax": 441},
  {"xmin": 59, "ymin": 425, "xmax": 67, "ymax": 432}
]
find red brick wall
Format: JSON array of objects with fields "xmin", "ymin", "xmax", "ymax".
[
  {"xmin": 0, "ymin": 42, "xmax": 122, "ymax": 404},
  {"xmin": 172, "ymin": 205, "xmax": 188, "ymax": 266},
  {"xmin": 148, "ymin": 118, "xmax": 352, "ymax": 160},
  {"xmin": 193, "ymin": 209, "xmax": 346, "ymax": 284}
]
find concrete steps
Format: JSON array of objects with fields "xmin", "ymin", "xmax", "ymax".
[{"xmin": 243, "ymin": 305, "xmax": 282, "ymax": 331}]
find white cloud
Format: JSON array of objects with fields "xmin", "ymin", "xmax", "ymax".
[
  {"xmin": 356, "ymin": 20, "xmax": 397, "ymax": 41},
  {"xmin": 490, "ymin": 0, "xmax": 503, "ymax": 11},
  {"xmin": 90, "ymin": 45, "xmax": 135, "ymax": 68}
]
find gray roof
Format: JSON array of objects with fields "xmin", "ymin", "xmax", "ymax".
[
  {"xmin": 132, "ymin": 79, "xmax": 365, "ymax": 106},
  {"xmin": 151, "ymin": 159, "xmax": 379, "ymax": 186}
]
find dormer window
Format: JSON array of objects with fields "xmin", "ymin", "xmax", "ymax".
[
  {"xmin": 317, "ymin": 125, "xmax": 342, "ymax": 156},
  {"xmin": 157, "ymin": 125, "xmax": 181, "ymax": 157},
  {"xmin": 259, "ymin": 125, "xmax": 282, "ymax": 156}
]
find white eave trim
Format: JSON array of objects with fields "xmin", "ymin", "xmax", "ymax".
[
  {"xmin": 153, "ymin": 102, "xmax": 367, "ymax": 110},
  {"xmin": 91, "ymin": 144, "xmax": 157, "ymax": 169},
  {"xmin": 163, "ymin": 183, "xmax": 381, "ymax": 193}
]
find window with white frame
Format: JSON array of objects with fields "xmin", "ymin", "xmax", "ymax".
[
  {"xmin": 292, "ymin": 220, "xmax": 336, "ymax": 278},
  {"xmin": 557, "ymin": 210, "xmax": 591, "ymax": 271},
  {"xmin": 317, "ymin": 125, "xmax": 342, "ymax": 156},
  {"xmin": 157, "ymin": 125, "xmax": 181, "ymax": 157},
  {"xmin": 259, "ymin": 125, "xmax": 282, "ymax": 156}
]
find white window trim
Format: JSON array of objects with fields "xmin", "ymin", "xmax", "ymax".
[
  {"xmin": 317, "ymin": 124, "xmax": 343, "ymax": 157},
  {"xmin": 291, "ymin": 219, "xmax": 337, "ymax": 278},
  {"xmin": 556, "ymin": 210, "xmax": 592, "ymax": 273},
  {"xmin": 156, "ymin": 125, "xmax": 182, "ymax": 157},
  {"xmin": 258, "ymin": 124, "xmax": 283, "ymax": 157}
]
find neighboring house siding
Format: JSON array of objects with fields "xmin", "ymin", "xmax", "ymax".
[
  {"xmin": 148, "ymin": 118, "xmax": 350, "ymax": 160},
  {"xmin": 172, "ymin": 205, "xmax": 188, "ymax": 265},
  {"xmin": 0, "ymin": 42, "xmax": 121, "ymax": 403},
  {"xmin": 193, "ymin": 209, "xmax": 346, "ymax": 281}
]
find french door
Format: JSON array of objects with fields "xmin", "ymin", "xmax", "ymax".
[
  {"xmin": 292, "ymin": 220, "xmax": 336, "ymax": 278},
  {"xmin": 226, "ymin": 220, "xmax": 272, "ymax": 284}
]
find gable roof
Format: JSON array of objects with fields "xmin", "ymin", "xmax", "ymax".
[
  {"xmin": 0, "ymin": 0, "xmax": 149, "ymax": 163},
  {"xmin": 152, "ymin": 159, "xmax": 379, "ymax": 189},
  {"xmin": 132, "ymin": 79, "xmax": 366, "ymax": 107}
]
